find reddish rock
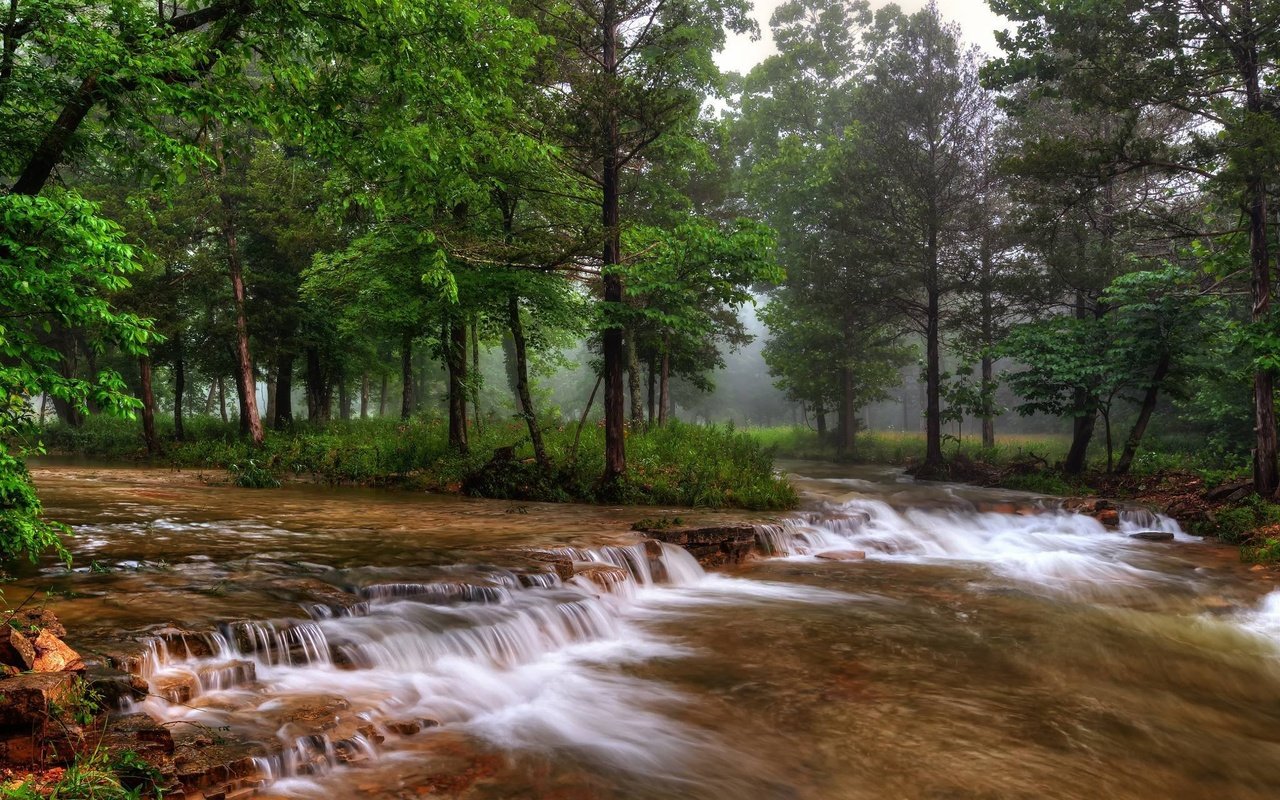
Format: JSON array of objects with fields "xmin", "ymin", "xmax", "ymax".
[
  {"xmin": 638, "ymin": 524, "xmax": 758, "ymax": 567},
  {"xmin": 31, "ymin": 630, "xmax": 82, "ymax": 673},
  {"xmin": 0, "ymin": 628, "xmax": 35, "ymax": 671},
  {"xmin": 1095, "ymin": 509, "xmax": 1120, "ymax": 527}
]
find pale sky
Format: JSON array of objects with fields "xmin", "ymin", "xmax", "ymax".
[{"xmin": 716, "ymin": 0, "xmax": 1010, "ymax": 74}]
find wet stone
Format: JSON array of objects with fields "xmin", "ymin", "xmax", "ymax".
[
  {"xmin": 638, "ymin": 524, "xmax": 758, "ymax": 567},
  {"xmin": 1128, "ymin": 531, "xmax": 1175, "ymax": 542},
  {"xmin": 816, "ymin": 549, "xmax": 867, "ymax": 561}
]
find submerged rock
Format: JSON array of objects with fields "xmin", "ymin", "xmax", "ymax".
[
  {"xmin": 816, "ymin": 550, "xmax": 867, "ymax": 561},
  {"xmin": 1128, "ymin": 531, "xmax": 1175, "ymax": 542}
]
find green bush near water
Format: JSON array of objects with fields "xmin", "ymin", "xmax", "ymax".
[{"xmin": 38, "ymin": 416, "xmax": 797, "ymax": 511}]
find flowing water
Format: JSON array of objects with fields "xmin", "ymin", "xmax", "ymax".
[{"xmin": 16, "ymin": 460, "xmax": 1280, "ymax": 799}]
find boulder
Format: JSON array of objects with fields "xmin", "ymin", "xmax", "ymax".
[
  {"xmin": 0, "ymin": 628, "xmax": 36, "ymax": 671},
  {"xmin": 31, "ymin": 630, "xmax": 83, "ymax": 672},
  {"xmin": 816, "ymin": 549, "xmax": 867, "ymax": 562},
  {"xmin": 1206, "ymin": 479, "xmax": 1253, "ymax": 503},
  {"xmin": 1095, "ymin": 509, "xmax": 1120, "ymax": 527},
  {"xmin": 1128, "ymin": 531, "xmax": 1175, "ymax": 542},
  {"xmin": 0, "ymin": 671, "xmax": 77, "ymax": 742}
]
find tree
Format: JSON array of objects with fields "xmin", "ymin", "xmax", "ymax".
[
  {"xmin": 538, "ymin": 0, "xmax": 755, "ymax": 486},
  {"xmin": 986, "ymin": 0, "xmax": 1280, "ymax": 492}
]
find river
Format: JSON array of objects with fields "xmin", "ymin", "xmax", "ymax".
[{"xmin": 16, "ymin": 460, "xmax": 1280, "ymax": 799}]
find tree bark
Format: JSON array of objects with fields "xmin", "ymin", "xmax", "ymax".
[
  {"xmin": 379, "ymin": 372, "xmax": 388, "ymax": 418},
  {"xmin": 600, "ymin": 0, "xmax": 625, "ymax": 486},
  {"xmin": 265, "ymin": 374, "xmax": 277, "ymax": 427},
  {"xmin": 627, "ymin": 332, "xmax": 644, "ymax": 427},
  {"xmin": 218, "ymin": 376, "xmax": 227, "ymax": 423},
  {"xmin": 214, "ymin": 136, "xmax": 263, "ymax": 446},
  {"xmin": 273, "ymin": 353, "xmax": 293, "ymax": 429},
  {"xmin": 1116, "ymin": 352, "xmax": 1171, "ymax": 475},
  {"xmin": 815, "ymin": 400, "xmax": 827, "ymax": 440},
  {"xmin": 204, "ymin": 380, "xmax": 216, "ymax": 416},
  {"xmin": 1064, "ymin": 410, "xmax": 1096, "ymax": 474},
  {"xmin": 509, "ymin": 295, "xmax": 548, "ymax": 468},
  {"xmin": 139, "ymin": 357, "xmax": 158, "ymax": 455},
  {"xmin": 360, "ymin": 372, "xmax": 369, "ymax": 419},
  {"xmin": 446, "ymin": 320, "xmax": 469, "ymax": 453},
  {"xmin": 401, "ymin": 334, "xmax": 414, "ymax": 421}
]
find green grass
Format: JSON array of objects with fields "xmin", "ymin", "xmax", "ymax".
[
  {"xmin": 37, "ymin": 415, "xmax": 798, "ymax": 511},
  {"xmin": 743, "ymin": 426, "xmax": 1072, "ymax": 466}
]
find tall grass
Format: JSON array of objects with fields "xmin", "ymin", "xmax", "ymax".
[{"xmin": 36, "ymin": 416, "xmax": 797, "ymax": 511}]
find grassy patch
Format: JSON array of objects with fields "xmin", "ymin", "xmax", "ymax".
[{"xmin": 38, "ymin": 416, "xmax": 797, "ymax": 511}]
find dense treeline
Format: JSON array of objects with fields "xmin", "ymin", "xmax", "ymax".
[
  {"xmin": 740, "ymin": 0, "xmax": 1280, "ymax": 492},
  {"xmin": 5, "ymin": 0, "xmax": 1280, "ymax": 563}
]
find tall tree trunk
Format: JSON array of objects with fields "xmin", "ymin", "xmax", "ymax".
[
  {"xmin": 1116, "ymin": 352, "xmax": 1171, "ymax": 475},
  {"xmin": 838, "ymin": 366, "xmax": 855, "ymax": 455},
  {"xmin": 379, "ymin": 373, "xmax": 388, "ymax": 418},
  {"xmin": 1064, "ymin": 410, "xmax": 1096, "ymax": 474},
  {"xmin": 924, "ymin": 288, "xmax": 942, "ymax": 468},
  {"xmin": 338, "ymin": 376, "xmax": 350, "ymax": 421},
  {"xmin": 218, "ymin": 376, "xmax": 227, "ymax": 423},
  {"xmin": 980, "ymin": 354, "xmax": 995, "ymax": 449},
  {"xmin": 360, "ymin": 372, "xmax": 369, "ymax": 420},
  {"xmin": 627, "ymin": 333, "xmax": 644, "ymax": 427},
  {"xmin": 502, "ymin": 332, "xmax": 522, "ymax": 412},
  {"xmin": 401, "ymin": 334, "xmax": 414, "ymax": 421},
  {"xmin": 509, "ymin": 295, "xmax": 547, "ymax": 468},
  {"xmin": 173, "ymin": 341, "xmax": 186, "ymax": 442},
  {"xmin": 446, "ymin": 319, "xmax": 469, "ymax": 453},
  {"xmin": 815, "ymin": 400, "xmax": 827, "ymax": 440},
  {"xmin": 139, "ymin": 357, "xmax": 158, "ymax": 455},
  {"xmin": 657, "ymin": 335, "xmax": 671, "ymax": 427},
  {"xmin": 233, "ymin": 356, "xmax": 250, "ymax": 436},
  {"xmin": 38, "ymin": 393, "xmax": 47, "ymax": 424},
  {"xmin": 274, "ymin": 354, "xmax": 293, "ymax": 429},
  {"xmin": 600, "ymin": 0, "xmax": 625, "ymax": 485},
  {"xmin": 647, "ymin": 355, "xmax": 656, "ymax": 426},
  {"xmin": 471, "ymin": 319, "xmax": 482, "ymax": 434},
  {"xmin": 214, "ymin": 136, "xmax": 263, "ymax": 446},
  {"xmin": 204, "ymin": 380, "xmax": 216, "ymax": 416},
  {"xmin": 265, "ymin": 374, "xmax": 277, "ymax": 427},
  {"xmin": 571, "ymin": 375, "xmax": 604, "ymax": 463},
  {"xmin": 305, "ymin": 346, "xmax": 330, "ymax": 423},
  {"xmin": 1102, "ymin": 410, "xmax": 1114, "ymax": 473},
  {"xmin": 1235, "ymin": 28, "xmax": 1279, "ymax": 495}
]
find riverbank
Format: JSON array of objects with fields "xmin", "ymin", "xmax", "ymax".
[{"xmin": 36, "ymin": 417, "xmax": 798, "ymax": 512}]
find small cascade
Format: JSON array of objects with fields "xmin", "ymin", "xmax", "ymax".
[{"xmin": 123, "ymin": 539, "xmax": 711, "ymax": 795}]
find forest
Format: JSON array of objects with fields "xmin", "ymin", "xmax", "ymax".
[{"xmin": 4, "ymin": 0, "xmax": 1280, "ymax": 567}]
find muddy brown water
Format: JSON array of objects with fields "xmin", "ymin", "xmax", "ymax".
[{"xmin": 13, "ymin": 460, "xmax": 1280, "ymax": 799}]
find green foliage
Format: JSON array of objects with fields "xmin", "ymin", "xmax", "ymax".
[
  {"xmin": 0, "ymin": 452, "xmax": 70, "ymax": 569},
  {"xmin": 6, "ymin": 746, "xmax": 163, "ymax": 800},
  {"xmin": 1188, "ymin": 495, "xmax": 1280, "ymax": 545},
  {"xmin": 228, "ymin": 460, "xmax": 281, "ymax": 490}
]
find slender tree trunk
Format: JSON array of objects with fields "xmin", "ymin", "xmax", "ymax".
[
  {"xmin": 218, "ymin": 376, "xmax": 227, "ymax": 423},
  {"xmin": 980, "ymin": 354, "xmax": 995, "ymax": 449},
  {"xmin": 1235, "ymin": 31, "xmax": 1279, "ymax": 495},
  {"xmin": 627, "ymin": 333, "xmax": 644, "ymax": 427},
  {"xmin": 1116, "ymin": 352, "xmax": 1171, "ymax": 475},
  {"xmin": 657, "ymin": 335, "xmax": 671, "ymax": 427},
  {"xmin": 400, "ymin": 334, "xmax": 413, "ymax": 421},
  {"xmin": 233, "ymin": 357, "xmax": 249, "ymax": 436},
  {"xmin": 273, "ymin": 353, "xmax": 293, "ymax": 429},
  {"xmin": 338, "ymin": 376, "xmax": 350, "ymax": 421},
  {"xmin": 446, "ymin": 320, "xmax": 469, "ymax": 453},
  {"xmin": 139, "ymin": 357, "xmax": 158, "ymax": 455},
  {"xmin": 265, "ymin": 374, "xmax": 277, "ymax": 427},
  {"xmin": 1102, "ymin": 410, "xmax": 1114, "ymax": 473},
  {"xmin": 379, "ymin": 373, "xmax": 388, "ymax": 418},
  {"xmin": 214, "ymin": 136, "xmax": 263, "ymax": 446},
  {"xmin": 470, "ymin": 319, "xmax": 482, "ymax": 434},
  {"xmin": 839, "ymin": 366, "xmax": 855, "ymax": 455},
  {"xmin": 305, "ymin": 346, "xmax": 330, "ymax": 423},
  {"xmin": 173, "ymin": 342, "xmax": 186, "ymax": 442},
  {"xmin": 509, "ymin": 295, "xmax": 547, "ymax": 468},
  {"xmin": 502, "ymin": 332, "xmax": 522, "ymax": 412},
  {"xmin": 600, "ymin": 0, "xmax": 625, "ymax": 485},
  {"xmin": 815, "ymin": 400, "xmax": 827, "ymax": 440},
  {"xmin": 360, "ymin": 372, "xmax": 369, "ymax": 420},
  {"xmin": 571, "ymin": 374, "xmax": 604, "ymax": 463},
  {"xmin": 204, "ymin": 381, "xmax": 216, "ymax": 416},
  {"xmin": 38, "ymin": 393, "xmax": 47, "ymax": 424},
  {"xmin": 1064, "ymin": 293, "xmax": 1098, "ymax": 474},
  {"xmin": 924, "ymin": 288, "xmax": 943, "ymax": 467},
  {"xmin": 647, "ymin": 355, "xmax": 656, "ymax": 426}
]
